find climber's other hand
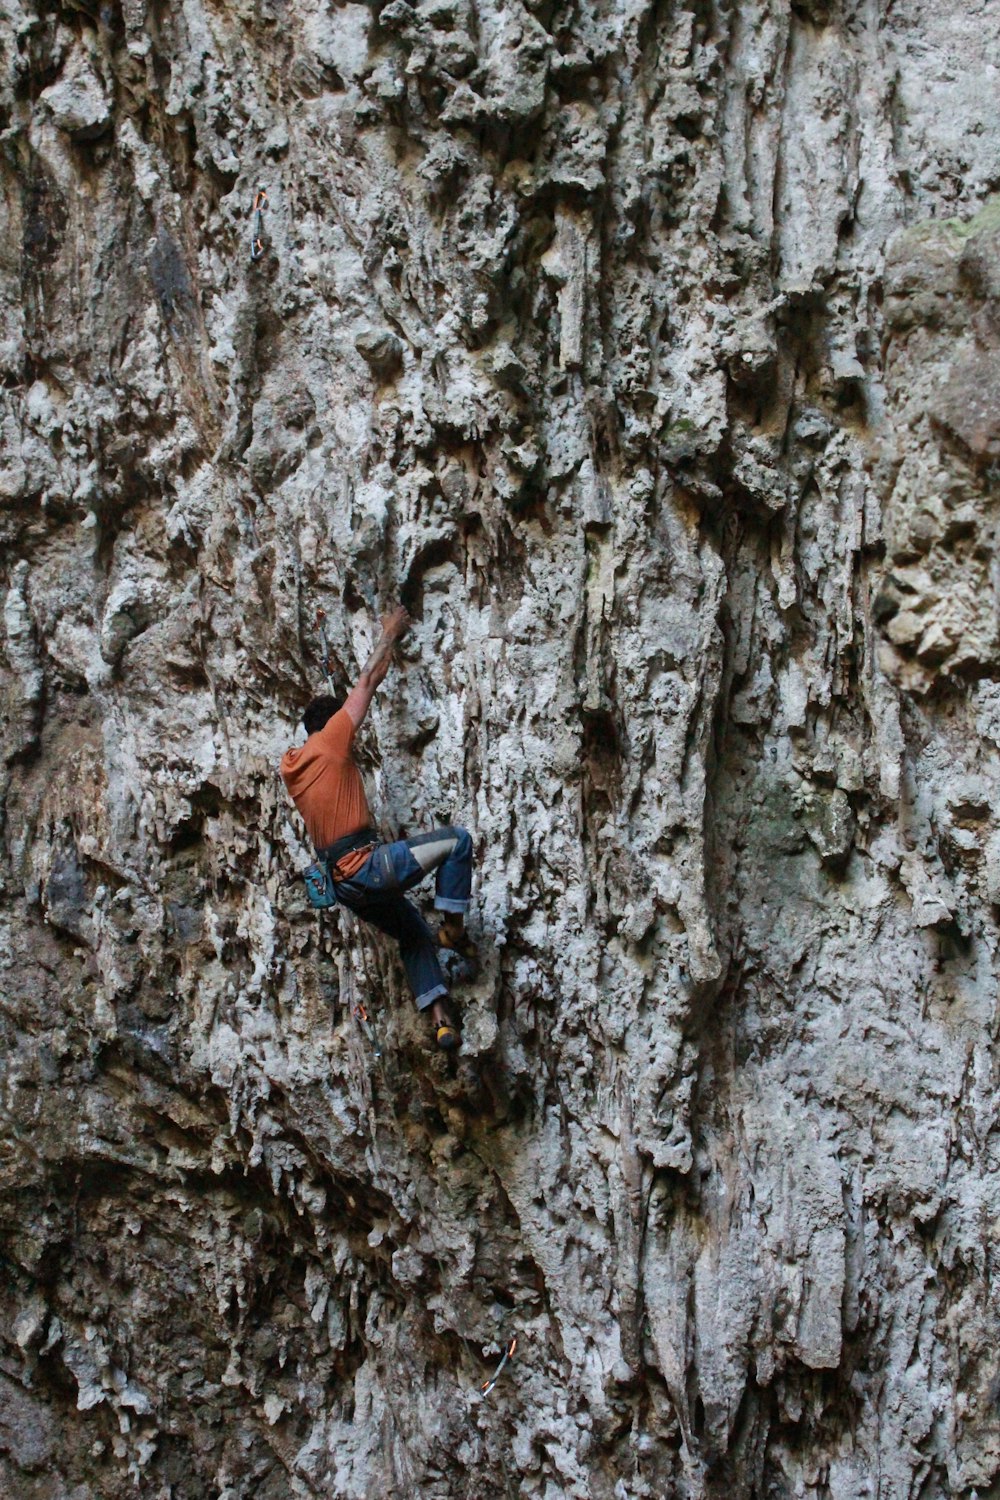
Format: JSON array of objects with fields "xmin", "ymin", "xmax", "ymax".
[{"xmin": 381, "ymin": 606, "xmax": 411, "ymax": 639}]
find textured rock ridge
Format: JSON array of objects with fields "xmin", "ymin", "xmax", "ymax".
[{"xmin": 1, "ymin": 0, "xmax": 1000, "ymax": 1495}]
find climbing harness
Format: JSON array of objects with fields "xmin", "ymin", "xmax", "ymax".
[
  {"xmin": 480, "ymin": 1336, "xmax": 517, "ymax": 1397},
  {"xmin": 352, "ymin": 1001, "xmax": 382, "ymax": 1059},
  {"xmin": 250, "ymin": 187, "xmax": 268, "ymax": 262},
  {"xmin": 303, "ymin": 828, "xmax": 378, "ymax": 908},
  {"xmin": 315, "ymin": 608, "xmax": 335, "ymax": 691}
]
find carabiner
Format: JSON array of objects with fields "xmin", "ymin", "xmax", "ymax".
[
  {"xmin": 353, "ymin": 1002, "xmax": 382, "ymax": 1059},
  {"xmin": 250, "ymin": 187, "xmax": 268, "ymax": 262},
  {"xmin": 316, "ymin": 608, "xmax": 335, "ymax": 690},
  {"xmin": 481, "ymin": 1336, "xmax": 518, "ymax": 1396}
]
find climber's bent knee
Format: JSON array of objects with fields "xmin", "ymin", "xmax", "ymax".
[{"xmin": 409, "ymin": 831, "xmax": 461, "ymax": 875}]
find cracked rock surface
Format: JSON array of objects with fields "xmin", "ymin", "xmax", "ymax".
[{"xmin": 2, "ymin": 0, "xmax": 1000, "ymax": 1495}]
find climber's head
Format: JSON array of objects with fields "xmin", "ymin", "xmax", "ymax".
[{"xmin": 303, "ymin": 695, "xmax": 344, "ymax": 736}]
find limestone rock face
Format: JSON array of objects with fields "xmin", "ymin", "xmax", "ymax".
[
  {"xmin": 2, "ymin": 0, "xmax": 1000, "ymax": 1495},
  {"xmin": 39, "ymin": 41, "xmax": 111, "ymax": 140}
]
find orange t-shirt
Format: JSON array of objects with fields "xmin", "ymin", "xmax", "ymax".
[{"xmin": 280, "ymin": 708, "xmax": 373, "ymax": 874}]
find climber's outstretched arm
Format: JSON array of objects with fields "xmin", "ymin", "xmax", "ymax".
[{"xmin": 344, "ymin": 606, "xmax": 410, "ymax": 728}]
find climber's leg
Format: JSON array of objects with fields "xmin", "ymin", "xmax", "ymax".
[
  {"xmin": 346, "ymin": 892, "xmax": 449, "ymax": 1013},
  {"xmin": 399, "ymin": 826, "xmax": 473, "ymax": 914},
  {"xmin": 334, "ymin": 834, "xmax": 473, "ymax": 1040},
  {"xmin": 363, "ymin": 826, "xmax": 472, "ymax": 904},
  {"xmin": 352, "ymin": 894, "xmax": 460, "ymax": 1049},
  {"xmin": 380, "ymin": 826, "xmax": 476, "ymax": 957}
]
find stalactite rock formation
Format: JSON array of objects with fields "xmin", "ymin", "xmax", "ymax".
[{"xmin": 2, "ymin": 0, "xmax": 1000, "ymax": 1495}]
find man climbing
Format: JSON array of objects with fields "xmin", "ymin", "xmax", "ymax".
[{"xmin": 280, "ymin": 605, "xmax": 476, "ymax": 1050}]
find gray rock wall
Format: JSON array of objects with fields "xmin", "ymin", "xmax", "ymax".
[{"xmin": 1, "ymin": 0, "xmax": 999, "ymax": 1495}]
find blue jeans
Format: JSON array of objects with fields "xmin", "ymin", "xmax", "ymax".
[{"xmin": 333, "ymin": 827, "xmax": 473, "ymax": 1010}]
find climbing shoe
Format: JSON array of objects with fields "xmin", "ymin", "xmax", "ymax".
[
  {"xmin": 437, "ymin": 924, "xmax": 479, "ymax": 963},
  {"xmin": 431, "ymin": 1001, "xmax": 460, "ymax": 1051},
  {"xmin": 436, "ymin": 1021, "xmax": 460, "ymax": 1051}
]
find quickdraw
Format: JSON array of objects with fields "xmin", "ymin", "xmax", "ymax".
[
  {"xmin": 480, "ymin": 1336, "xmax": 517, "ymax": 1397},
  {"xmin": 316, "ymin": 608, "xmax": 335, "ymax": 690},
  {"xmin": 353, "ymin": 1002, "xmax": 382, "ymax": 1059},
  {"xmin": 250, "ymin": 187, "xmax": 268, "ymax": 262}
]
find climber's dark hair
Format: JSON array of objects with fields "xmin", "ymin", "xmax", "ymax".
[{"xmin": 303, "ymin": 695, "xmax": 344, "ymax": 736}]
